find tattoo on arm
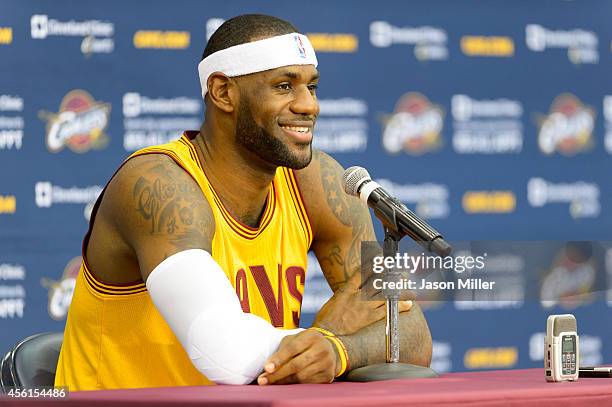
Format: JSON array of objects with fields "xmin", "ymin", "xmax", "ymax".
[
  {"xmin": 318, "ymin": 151, "xmax": 374, "ymax": 287},
  {"xmin": 318, "ymin": 151, "xmax": 354, "ymax": 228},
  {"xmin": 314, "ymin": 152, "xmax": 432, "ymax": 370},
  {"xmin": 132, "ymin": 162, "xmax": 213, "ymax": 250},
  {"xmin": 317, "ymin": 245, "xmax": 345, "ymax": 291},
  {"xmin": 340, "ymin": 304, "xmax": 433, "ymax": 370}
]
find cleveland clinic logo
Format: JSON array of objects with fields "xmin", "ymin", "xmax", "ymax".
[
  {"xmin": 41, "ymin": 257, "xmax": 80, "ymax": 320},
  {"xmin": 369, "ymin": 21, "xmax": 448, "ymax": 61},
  {"xmin": 527, "ymin": 177, "xmax": 600, "ymax": 219},
  {"xmin": 39, "ymin": 90, "xmax": 110, "ymax": 153},
  {"xmin": 30, "ymin": 14, "xmax": 114, "ymax": 55},
  {"xmin": 525, "ymin": 24, "xmax": 598, "ymax": 65},
  {"xmin": 381, "ymin": 93, "xmax": 444, "ymax": 155},
  {"xmin": 122, "ymin": 92, "xmax": 200, "ymax": 118},
  {"xmin": 34, "ymin": 181, "xmax": 102, "ymax": 221},
  {"xmin": 537, "ymin": 94, "xmax": 594, "ymax": 156}
]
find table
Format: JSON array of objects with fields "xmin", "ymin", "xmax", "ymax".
[{"xmin": 2, "ymin": 368, "xmax": 612, "ymax": 407}]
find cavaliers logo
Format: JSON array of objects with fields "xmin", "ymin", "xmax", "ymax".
[
  {"xmin": 537, "ymin": 94, "xmax": 595, "ymax": 156},
  {"xmin": 39, "ymin": 89, "xmax": 111, "ymax": 153},
  {"xmin": 41, "ymin": 256, "xmax": 80, "ymax": 320},
  {"xmin": 381, "ymin": 92, "xmax": 444, "ymax": 155}
]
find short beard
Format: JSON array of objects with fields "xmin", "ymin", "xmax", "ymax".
[{"xmin": 235, "ymin": 97, "xmax": 312, "ymax": 170}]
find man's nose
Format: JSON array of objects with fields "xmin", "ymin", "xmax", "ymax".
[{"xmin": 290, "ymin": 86, "xmax": 319, "ymax": 117}]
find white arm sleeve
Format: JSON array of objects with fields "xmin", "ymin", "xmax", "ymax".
[{"xmin": 145, "ymin": 249, "xmax": 303, "ymax": 385}]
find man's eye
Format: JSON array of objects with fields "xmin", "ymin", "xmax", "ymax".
[
  {"xmin": 276, "ymin": 83, "xmax": 292, "ymax": 90},
  {"xmin": 308, "ymin": 84, "xmax": 318, "ymax": 92}
]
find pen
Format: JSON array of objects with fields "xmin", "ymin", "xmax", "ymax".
[{"xmin": 578, "ymin": 367, "xmax": 612, "ymax": 378}]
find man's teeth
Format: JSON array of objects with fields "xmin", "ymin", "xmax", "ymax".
[{"xmin": 281, "ymin": 126, "xmax": 309, "ymax": 133}]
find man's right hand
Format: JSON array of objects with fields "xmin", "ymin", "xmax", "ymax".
[
  {"xmin": 312, "ymin": 270, "xmax": 413, "ymax": 336},
  {"xmin": 257, "ymin": 329, "xmax": 338, "ymax": 385}
]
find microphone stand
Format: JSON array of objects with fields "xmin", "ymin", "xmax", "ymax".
[{"xmin": 346, "ymin": 226, "xmax": 438, "ymax": 381}]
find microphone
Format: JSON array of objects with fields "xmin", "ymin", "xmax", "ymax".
[{"xmin": 343, "ymin": 166, "xmax": 452, "ymax": 257}]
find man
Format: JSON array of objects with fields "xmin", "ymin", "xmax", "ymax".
[{"xmin": 55, "ymin": 14, "xmax": 432, "ymax": 390}]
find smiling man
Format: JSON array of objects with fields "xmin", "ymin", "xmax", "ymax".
[{"xmin": 54, "ymin": 14, "xmax": 432, "ymax": 390}]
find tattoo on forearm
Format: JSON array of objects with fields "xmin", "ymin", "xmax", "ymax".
[
  {"xmin": 132, "ymin": 162, "xmax": 212, "ymax": 249},
  {"xmin": 341, "ymin": 304, "xmax": 432, "ymax": 370},
  {"xmin": 318, "ymin": 245, "xmax": 344, "ymax": 291}
]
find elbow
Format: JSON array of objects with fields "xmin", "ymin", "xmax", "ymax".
[
  {"xmin": 400, "ymin": 303, "xmax": 433, "ymax": 367},
  {"xmin": 416, "ymin": 330, "xmax": 433, "ymax": 368},
  {"xmin": 187, "ymin": 327, "xmax": 268, "ymax": 385},
  {"xmin": 413, "ymin": 306, "xmax": 433, "ymax": 367},
  {"xmin": 415, "ymin": 307, "xmax": 433, "ymax": 368},
  {"xmin": 190, "ymin": 350, "xmax": 264, "ymax": 385},
  {"xmin": 405, "ymin": 334, "xmax": 432, "ymax": 368},
  {"xmin": 212, "ymin": 374, "xmax": 254, "ymax": 386}
]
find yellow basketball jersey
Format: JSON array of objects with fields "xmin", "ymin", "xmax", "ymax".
[{"xmin": 55, "ymin": 131, "xmax": 312, "ymax": 390}]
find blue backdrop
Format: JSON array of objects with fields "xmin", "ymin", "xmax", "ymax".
[{"xmin": 0, "ymin": 0, "xmax": 611, "ymax": 373}]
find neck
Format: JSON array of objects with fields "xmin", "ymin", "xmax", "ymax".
[{"xmin": 192, "ymin": 122, "xmax": 276, "ymax": 228}]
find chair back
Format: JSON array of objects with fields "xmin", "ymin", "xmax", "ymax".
[{"xmin": 0, "ymin": 332, "xmax": 63, "ymax": 392}]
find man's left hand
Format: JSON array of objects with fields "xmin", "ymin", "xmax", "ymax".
[{"xmin": 313, "ymin": 269, "xmax": 414, "ymax": 335}]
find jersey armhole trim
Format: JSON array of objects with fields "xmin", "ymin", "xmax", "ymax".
[{"xmin": 284, "ymin": 168, "xmax": 313, "ymax": 249}]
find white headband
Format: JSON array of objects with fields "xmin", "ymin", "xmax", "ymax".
[{"xmin": 198, "ymin": 33, "xmax": 318, "ymax": 98}]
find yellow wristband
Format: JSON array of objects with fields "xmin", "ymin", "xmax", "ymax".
[
  {"xmin": 334, "ymin": 336, "xmax": 350, "ymax": 374},
  {"xmin": 309, "ymin": 327, "xmax": 350, "ymax": 377},
  {"xmin": 325, "ymin": 336, "xmax": 349, "ymax": 378},
  {"xmin": 310, "ymin": 326, "xmax": 336, "ymax": 337}
]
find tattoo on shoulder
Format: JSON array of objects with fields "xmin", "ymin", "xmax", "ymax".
[
  {"xmin": 319, "ymin": 151, "xmax": 353, "ymax": 227},
  {"xmin": 132, "ymin": 160, "xmax": 213, "ymax": 249},
  {"xmin": 318, "ymin": 152, "xmax": 373, "ymax": 284}
]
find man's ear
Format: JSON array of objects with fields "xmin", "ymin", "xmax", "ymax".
[{"xmin": 207, "ymin": 72, "xmax": 238, "ymax": 113}]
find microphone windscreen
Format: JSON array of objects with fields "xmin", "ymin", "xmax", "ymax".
[
  {"xmin": 553, "ymin": 315, "xmax": 577, "ymax": 336},
  {"xmin": 343, "ymin": 166, "xmax": 371, "ymax": 196}
]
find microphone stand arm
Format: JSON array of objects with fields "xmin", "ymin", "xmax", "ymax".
[{"xmin": 383, "ymin": 227, "xmax": 402, "ymax": 363}]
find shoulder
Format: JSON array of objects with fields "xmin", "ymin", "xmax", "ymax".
[
  {"xmin": 104, "ymin": 153, "xmax": 213, "ymax": 219},
  {"xmin": 294, "ymin": 149, "xmax": 344, "ymax": 194},
  {"xmin": 294, "ymin": 149, "xmax": 354, "ymax": 234},
  {"xmin": 111, "ymin": 153, "xmax": 195, "ymax": 188},
  {"xmin": 98, "ymin": 153, "xmax": 215, "ymax": 274}
]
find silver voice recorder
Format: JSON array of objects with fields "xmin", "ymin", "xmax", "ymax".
[{"xmin": 545, "ymin": 314, "xmax": 579, "ymax": 382}]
